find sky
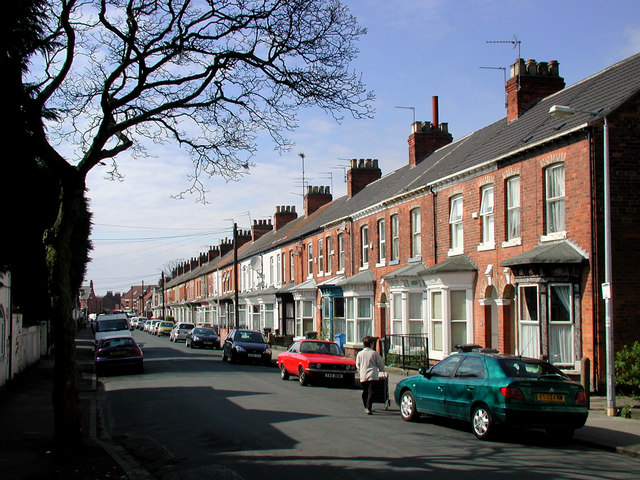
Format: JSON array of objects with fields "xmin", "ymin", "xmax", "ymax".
[{"xmin": 83, "ymin": 0, "xmax": 640, "ymax": 296}]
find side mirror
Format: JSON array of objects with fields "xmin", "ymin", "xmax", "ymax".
[{"xmin": 419, "ymin": 367, "xmax": 431, "ymax": 379}]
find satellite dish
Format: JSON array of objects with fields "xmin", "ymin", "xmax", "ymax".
[{"xmin": 250, "ymin": 257, "xmax": 262, "ymax": 271}]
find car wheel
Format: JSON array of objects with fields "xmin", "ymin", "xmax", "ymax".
[
  {"xmin": 399, "ymin": 390, "xmax": 419, "ymax": 421},
  {"xmin": 222, "ymin": 351, "xmax": 228, "ymax": 362},
  {"xmin": 471, "ymin": 404, "xmax": 494, "ymax": 440},
  {"xmin": 230, "ymin": 351, "xmax": 237, "ymax": 363},
  {"xmin": 280, "ymin": 365, "xmax": 290, "ymax": 380},
  {"xmin": 298, "ymin": 367, "xmax": 308, "ymax": 386}
]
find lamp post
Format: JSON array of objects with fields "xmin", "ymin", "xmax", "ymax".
[{"xmin": 550, "ymin": 105, "xmax": 615, "ymax": 416}]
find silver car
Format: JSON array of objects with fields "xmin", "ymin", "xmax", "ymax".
[{"xmin": 170, "ymin": 322, "xmax": 195, "ymax": 342}]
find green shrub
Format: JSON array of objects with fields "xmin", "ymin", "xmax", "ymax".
[{"xmin": 615, "ymin": 341, "xmax": 640, "ymax": 399}]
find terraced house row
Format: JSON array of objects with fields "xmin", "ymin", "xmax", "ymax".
[{"xmin": 160, "ymin": 52, "xmax": 640, "ymax": 390}]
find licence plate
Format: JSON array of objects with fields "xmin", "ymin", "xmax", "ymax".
[
  {"xmin": 203, "ymin": 341, "xmax": 212, "ymax": 344},
  {"xmin": 109, "ymin": 350, "xmax": 126, "ymax": 356},
  {"xmin": 325, "ymin": 373, "xmax": 343, "ymax": 379},
  {"xmin": 536, "ymin": 393, "xmax": 565, "ymax": 402},
  {"xmin": 248, "ymin": 353, "xmax": 261, "ymax": 358}
]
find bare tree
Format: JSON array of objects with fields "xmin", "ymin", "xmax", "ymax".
[{"xmin": 21, "ymin": 0, "xmax": 373, "ymax": 444}]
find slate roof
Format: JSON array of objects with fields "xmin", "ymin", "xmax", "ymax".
[{"xmin": 501, "ymin": 240, "xmax": 588, "ymax": 267}]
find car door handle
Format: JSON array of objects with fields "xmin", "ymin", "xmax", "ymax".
[
  {"xmin": 438, "ymin": 385, "xmax": 445, "ymax": 391},
  {"xmin": 467, "ymin": 386, "xmax": 475, "ymax": 391}
]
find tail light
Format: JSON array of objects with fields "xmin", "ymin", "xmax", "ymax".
[
  {"xmin": 575, "ymin": 391, "xmax": 587, "ymax": 404},
  {"xmin": 500, "ymin": 386, "xmax": 525, "ymax": 400},
  {"xmin": 132, "ymin": 347, "xmax": 142, "ymax": 356}
]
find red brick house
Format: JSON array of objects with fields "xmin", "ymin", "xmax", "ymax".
[{"xmin": 161, "ymin": 52, "xmax": 640, "ymax": 391}]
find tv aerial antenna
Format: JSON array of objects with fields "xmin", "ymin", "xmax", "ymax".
[
  {"xmin": 395, "ymin": 106, "xmax": 416, "ymax": 124},
  {"xmin": 479, "ymin": 66, "xmax": 507, "ymax": 107},
  {"xmin": 486, "ymin": 35, "xmax": 522, "ymax": 90}
]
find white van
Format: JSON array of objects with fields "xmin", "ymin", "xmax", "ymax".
[{"xmin": 94, "ymin": 313, "xmax": 132, "ymax": 344}]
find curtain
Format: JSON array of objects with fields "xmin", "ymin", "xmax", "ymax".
[{"xmin": 549, "ymin": 285, "xmax": 573, "ymax": 364}]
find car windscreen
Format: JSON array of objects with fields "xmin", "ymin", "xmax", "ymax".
[
  {"xmin": 498, "ymin": 358, "xmax": 569, "ymax": 379},
  {"xmin": 300, "ymin": 342, "xmax": 341, "ymax": 355},
  {"xmin": 160, "ymin": 322, "xmax": 173, "ymax": 327},
  {"xmin": 96, "ymin": 319, "xmax": 128, "ymax": 332},
  {"xmin": 237, "ymin": 331, "xmax": 265, "ymax": 343},
  {"xmin": 193, "ymin": 328, "xmax": 215, "ymax": 335}
]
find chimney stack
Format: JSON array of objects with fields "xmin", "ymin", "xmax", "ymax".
[
  {"xmin": 408, "ymin": 97, "xmax": 453, "ymax": 167},
  {"xmin": 506, "ymin": 59, "xmax": 565, "ymax": 122},
  {"xmin": 252, "ymin": 218, "xmax": 273, "ymax": 241},
  {"xmin": 304, "ymin": 185, "xmax": 333, "ymax": 216},
  {"xmin": 274, "ymin": 205, "xmax": 298, "ymax": 230},
  {"xmin": 347, "ymin": 159, "xmax": 382, "ymax": 197}
]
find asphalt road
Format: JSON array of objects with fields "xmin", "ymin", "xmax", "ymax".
[{"xmin": 98, "ymin": 331, "xmax": 640, "ymax": 480}]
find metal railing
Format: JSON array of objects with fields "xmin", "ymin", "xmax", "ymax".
[{"xmin": 383, "ymin": 334, "xmax": 429, "ymax": 370}]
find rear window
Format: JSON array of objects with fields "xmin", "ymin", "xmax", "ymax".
[
  {"xmin": 498, "ymin": 358, "xmax": 569, "ymax": 379},
  {"xmin": 101, "ymin": 337, "xmax": 134, "ymax": 348},
  {"xmin": 160, "ymin": 322, "xmax": 173, "ymax": 327},
  {"xmin": 96, "ymin": 319, "xmax": 128, "ymax": 332},
  {"xmin": 179, "ymin": 323, "xmax": 195, "ymax": 329}
]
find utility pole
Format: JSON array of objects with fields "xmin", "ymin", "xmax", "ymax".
[
  {"xmin": 233, "ymin": 222, "xmax": 239, "ymax": 328},
  {"xmin": 161, "ymin": 271, "xmax": 166, "ymax": 320}
]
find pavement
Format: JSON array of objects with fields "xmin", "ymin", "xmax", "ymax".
[{"xmin": 0, "ymin": 331, "xmax": 638, "ymax": 480}]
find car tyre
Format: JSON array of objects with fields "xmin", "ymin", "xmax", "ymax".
[
  {"xmin": 471, "ymin": 404, "xmax": 494, "ymax": 440},
  {"xmin": 399, "ymin": 390, "xmax": 419, "ymax": 421},
  {"xmin": 280, "ymin": 365, "xmax": 290, "ymax": 380},
  {"xmin": 298, "ymin": 367, "xmax": 309, "ymax": 386},
  {"xmin": 222, "ymin": 351, "xmax": 228, "ymax": 362}
]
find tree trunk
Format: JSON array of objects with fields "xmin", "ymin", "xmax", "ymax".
[{"xmin": 44, "ymin": 171, "xmax": 85, "ymax": 446}]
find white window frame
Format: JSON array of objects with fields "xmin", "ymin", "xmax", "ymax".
[
  {"xmin": 307, "ymin": 242, "xmax": 313, "ymax": 278},
  {"xmin": 360, "ymin": 225, "xmax": 369, "ymax": 268},
  {"xmin": 478, "ymin": 185, "xmax": 495, "ymax": 250},
  {"xmin": 544, "ymin": 163, "xmax": 566, "ymax": 238},
  {"xmin": 503, "ymin": 176, "xmax": 521, "ymax": 246},
  {"xmin": 449, "ymin": 195, "xmax": 464, "ymax": 255},
  {"xmin": 390, "ymin": 214, "xmax": 399, "ymax": 262},
  {"xmin": 410, "ymin": 208, "xmax": 421, "ymax": 258},
  {"xmin": 317, "ymin": 238, "xmax": 324, "ymax": 275},
  {"xmin": 377, "ymin": 219, "xmax": 386, "ymax": 265},
  {"xmin": 326, "ymin": 236, "xmax": 333, "ymax": 274},
  {"xmin": 338, "ymin": 233, "xmax": 345, "ymax": 272},
  {"xmin": 548, "ymin": 283, "xmax": 574, "ymax": 366}
]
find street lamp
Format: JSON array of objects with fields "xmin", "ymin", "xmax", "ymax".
[{"xmin": 550, "ymin": 104, "xmax": 615, "ymax": 416}]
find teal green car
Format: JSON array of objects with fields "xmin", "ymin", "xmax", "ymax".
[{"xmin": 393, "ymin": 351, "xmax": 588, "ymax": 440}]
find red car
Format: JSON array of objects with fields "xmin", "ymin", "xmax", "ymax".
[{"xmin": 277, "ymin": 339, "xmax": 356, "ymax": 386}]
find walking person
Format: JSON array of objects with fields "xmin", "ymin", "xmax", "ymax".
[{"xmin": 356, "ymin": 336, "xmax": 385, "ymax": 415}]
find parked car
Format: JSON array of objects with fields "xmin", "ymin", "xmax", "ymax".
[
  {"xmin": 94, "ymin": 313, "xmax": 132, "ymax": 344},
  {"xmin": 277, "ymin": 339, "xmax": 356, "ymax": 386},
  {"xmin": 170, "ymin": 322, "xmax": 195, "ymax": 342},
  {"xmin": 147, "ymin": 319, "xmax": 161, "ymax": 334},
  {"xmin": 185, "ymin": 327, "xmax": 220, "ymax": 349},
  {"xmin": 394, "ymin": 347, "xmax": 589, "ymax": 440},
  {"xmin": 136, "ymin": 317, "xmax": 148, "ymax": 330},
  {"xmin": 156, "ymin": 321, "xmax": 174, "ymax": 336},
  {"xmin": 94, "ymin": 335, "xmax": 143, "ymax": 375},
  {"xmin": 222, "ymin": 329, "xmax": 271, "ymax": 364}
]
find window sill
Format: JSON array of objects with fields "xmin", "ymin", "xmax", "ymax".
[
  {"xmin": 477, "ymin": 242, "xmax": 495, "ymax": 252},
  {"xmin": 408, "ymin": 256, "xmax": 422, "ymax": 263},
  {"xmin": 501, "ymin": 238, "xmax": 522, "ymax": 248},
  {"xmin": 447, "ymin": 248, "xmax": 464, "ymax": 257},
  {"xmin": 541, "ymin": 231, "xmax": 566, "ymax": 242},
  {"xmin": 375, "ymin": 260, "xmax": 386, "ymax": 268},
  {"xmin": 359, "ymin": 265, "xmax": 370, "ymax": 271},
  {"xmin": 389, "ymin": 260, "xmax": 399, "ymax": 266}
]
